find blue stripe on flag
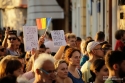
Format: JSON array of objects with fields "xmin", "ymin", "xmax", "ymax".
[{"xmin": 47, "ymin": 18, "xmax": 52, "ymax": 28}]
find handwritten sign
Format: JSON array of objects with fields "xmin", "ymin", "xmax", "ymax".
[
  {"xmin": 23, "ymin": 26, "xmax": 39, "ymax": 51},
  {"xmin": 51, "ymin": 30, "xmax": 66, "ymax": 47}
]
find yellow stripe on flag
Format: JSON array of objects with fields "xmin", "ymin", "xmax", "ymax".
[{"xmin": 41, "ymin": 18, "xmax": 46, "ymax": 29}]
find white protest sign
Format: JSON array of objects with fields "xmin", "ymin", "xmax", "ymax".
[
  {"xmin": 51, "ymin": 30, "xmax": 67, "ymax": 47},
  {"xmin": 23, "ymin": 26, "xmax": 39, "ymax": 51}
]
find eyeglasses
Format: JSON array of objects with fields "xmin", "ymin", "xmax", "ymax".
[
  {"xmin": 0, "ymin": 48, "xmax": 5, "ymax": 52},
  {"xmin": 40, "ymin": 68, "xmax": 56, "ymax": 75},
  {"xmin": 94, "ymin": 48, "xmax": 103, "ymax": 50},
  {"xmin": 8, "ymin": 37, "xmax": 16, "ymax": 40}
]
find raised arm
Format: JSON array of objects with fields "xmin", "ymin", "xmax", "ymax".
[
  {"xmin": 54, "ymin": 46, "xmax": 65, "ymax": 60},
  {"xmin": 2, "ymin": 29, "xmax": 9, "ymax": 48}
]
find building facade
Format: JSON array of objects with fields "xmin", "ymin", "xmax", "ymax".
[{"xmin": 72, "ymin": 0, "xmax": 125, "ymax": 49}]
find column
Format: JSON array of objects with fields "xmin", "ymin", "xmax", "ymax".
[
  {"xmin": 112, "ymin": 0, "xmax": 117, "ymax": 50},
  {"xmin": 92, "ymin": 0, "xmax": 98, "ymax": 39},
  {"xmin": 86, "ymin": 0, "xmax": 91, "ymax": 37}
]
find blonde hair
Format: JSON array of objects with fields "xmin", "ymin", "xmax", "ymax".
[{"xmin": 54, "ymin": 59, "xmax": 67, "ymax": 70}]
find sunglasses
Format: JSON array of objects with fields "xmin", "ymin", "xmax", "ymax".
[
  {"xmin": 40, "ymin": 68, "xmax": 56, "ymax": 75},
  {"xmin": 8, "ymin": 37, "xmax": 16, "ymax": 40},
  {"xmin": 0, "ymin": 48, "xmax": 5, "ymax": 52}
]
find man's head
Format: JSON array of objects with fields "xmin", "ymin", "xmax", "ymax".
[
  {"xmin": 38, "ymin": 44, "xmax": 46, "ymax": 54},
  {"xmin": 76, "ymin": 37, "xmax": 82, "ymax": 50},
  {"xmin": 95, "ymin": 31, "xmax": 105, "ymax": 42},
  {"xmin": 105, "ymin": 51, "xmax": 125, "ymax": 78},
  {"xmin": 87, "ymin": 41, "xmax": 104, "ymax": 58},
  {"xmin": 65, "ymin": 33, "xmax": 77, "ymax": 47},
  {"xmin": 7, "ymin": 30, "xmax": 18, "ymax": 46},
  {"xmin": 34, "ymin": 53, "xmax": 55, "ymax": 80}
]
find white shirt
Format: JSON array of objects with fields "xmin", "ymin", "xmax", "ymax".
[{"xmin": 44, "ymin": 41, "xmax": 60, "ymax": 53}]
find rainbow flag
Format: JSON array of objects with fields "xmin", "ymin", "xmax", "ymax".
[{"xmin": 36, "ymin": 18, "xmax": 51, "ymax": 29}]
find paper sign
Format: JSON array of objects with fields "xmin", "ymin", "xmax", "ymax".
[
  {"xmin": 23, "ymin": 26, "xmax": 39, "ymax": 51},
  {"xmin": 51, "ymin": 30, "xmax": 66, "ymax": 47}
]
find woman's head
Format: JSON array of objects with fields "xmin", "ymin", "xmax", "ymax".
[
  {"xmin": 90, "ymin": 59, "xmax": 108, "ymax": 83},
  {"xmin": 64, "ymin": 47, "xmax": 81, "ymax": 66},
  {"xmin": 0, "ymin": 56, "xmax": 23, "ymax": 78},
  {"xmin": 55, "ymin": 59, "xmax": 68, "ymax": 79}
]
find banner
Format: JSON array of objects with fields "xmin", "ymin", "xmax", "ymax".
[
  {"xmin": 51, "ymin": 30, "xmax": 66, "ymax": 47},
  {"xmin": 23, "ymin": 26, "xmax": 39, "ymax": 51}
]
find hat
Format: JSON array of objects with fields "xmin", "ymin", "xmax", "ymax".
[
  {"xmin": 9, "ymin": 30, "xmax": 17, "ymax": 35},
  {"xmin": 87, "ymin": 41, "xmax": 100, "ymax": 52}
]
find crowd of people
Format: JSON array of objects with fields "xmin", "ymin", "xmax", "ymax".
[{"xmin": 0, "ymin": 28, "xmax": 125, "ymax": 83}]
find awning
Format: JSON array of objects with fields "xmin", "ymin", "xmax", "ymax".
[{"xmin": 27, "ymin": 0, "xmax": 64, "ymax": 26}]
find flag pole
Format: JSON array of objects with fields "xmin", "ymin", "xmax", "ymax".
[{"xmin": 43, "ymin": 17, "xmax": 52, "ymax": 36}]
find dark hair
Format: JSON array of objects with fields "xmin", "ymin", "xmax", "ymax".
[
  {"xmin": 19, "ymin": 43, "xmax": 25, "ymax": 53},
  {"xmin": 6, "ymin": 60, "xmax": 22, "ymax": 75},
  {"xmin": 0, "ymin": 75, "xmax": 17, "ymax": 83},
  {"xmin": 105, "ymin": 51, "xmax": 125, "ymax": 70},
  {"xmin": 8, "ymin": 30, "xmax": 17, "ymax": 36},
  {"xmin": 115, "ymin": 29, "xmax": 125, "ymax": 40},
  {"xmin": 89, "ymin": 59, "xmax": 105, "ymax": 82},
  {"xmin": 100, "ymin": 41, "xmax": 109, "ymax": 46},
  {"xmin": 0, "ymin": 57, "xmax": 22, "ymax": 78},
  {"xmin": 19, "ymin": 31, "xmax": 23, "ymax": 37},
  {"xmin": 77, "ymin": 37, "xmax": 82, "ymax": 41},
  {"xmin": 95, "ymin": 31, "xmax": 105, "ymax": 41},
  {"xmin": 40, "ymin": 44, "xmax": 46, "ymax": 49},
  {"xmin": 64, "ymin": 47, "xmax": 81, "ymax": 64}
]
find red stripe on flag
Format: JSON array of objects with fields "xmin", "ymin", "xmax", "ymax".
[{"xmin": 36, "ymin": 19, "xmax": 42, "ymax": 29}]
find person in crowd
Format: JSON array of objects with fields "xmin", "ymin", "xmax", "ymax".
[
  {"xmin": 17, "ymin": 42, "xmax": 25, "ymax": 56},
  {"xmin": 85, "ymin": 36, "xmax": 93, "ymax": 41},
  {"xmin": 80, "ymin": 39, "xmax": 94, "ymax": 66},
  {"xmin": 115, "ymin": 29, "xmax": 125, "ymax": 51},
  {"xmin": 0, "ymin": 75, "xmax": 17, "ymax": 83},
  {"xmin": 0, "ymin": 55, "xmax": 23, "ymax": 79},
  {"xmin": 95, "ymin": 31, "xmax": 105, "ymax": 43},
  {"xmin": 2, "ymin": 29, "xmax": 18, "ymax": 55},
  {"xmin": 0, "ymin": 45, "xmax": 6, "ymax": 57},
  {"xmin": 81, "ymin": 41, "xmax": 104, "ymax": 83},
  {"xmin": 38, "ymin": 44, "xmax": 46, "ymax": 54},
  {"xmin": 18, "ymin": 31, "xmax": 24, "ymax": 43},
  {"xmin": 15, "ymin": 38, "xmax": 21, "ymax": 55},
  {"xmin": 23, "ymin": 53, "xmax": 56, "ymax": 83},
  {"xmin": 105, "ymin": 51, "xmax": 125, "ymax": 83},
  {"xmin": 89, "ymin": 59, "xmax": 109, "ymax": 83},
  {"xmin": 45, "ymin": 47, "xmax": 52, "ymax": 54},
  {"xmin": 54, "ymin": 33, "xmax": 77, "ymax": 60},
  {"xmin": 54, "ymin": 59, "xmax": 68, "ymax": 83},
  {"xmin": 64, "ymin": 47, "xmax": 84, "ymax": 83},
  {"xmin": 17, "ymin": 55, "xmax": 26, "ymax": 72},
  {"xmin": 76, "ymin": 37, "xmax": 82, "ymax": 50},
  {"xmin": 102, "ymin": 44, "xmax": 112, "ymax": 55},
  {"xmin": 44, "ymin": 32, "xmax": 60, "ymax": 53}
]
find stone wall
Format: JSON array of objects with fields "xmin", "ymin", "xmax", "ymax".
[{"xmin": 2, "ymin": 8, "xmax": 27, "ymax": 35}]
